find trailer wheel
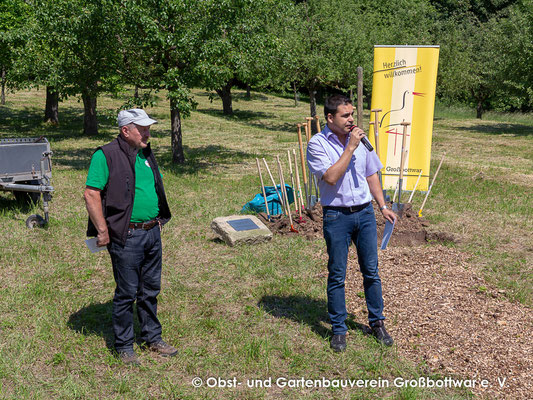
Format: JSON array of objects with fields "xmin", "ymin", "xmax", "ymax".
[{"xmin": 26, "ymin": 214, "xmax": 46, "ymax": 229}]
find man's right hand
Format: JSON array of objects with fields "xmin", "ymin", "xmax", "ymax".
[
  {"xmin": 347, "ymin": 126, "xmax": 365, "ymax": 151},
  {"xmin": 96, "ymin": 230, "xmax": 110, "ymax": 247},
  {"xmin": 84, "ymin": 187, "xmax": 110, "ymax": 247}
]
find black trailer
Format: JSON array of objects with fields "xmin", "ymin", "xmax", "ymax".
[{"xmin": 0, "ymin": 137, "xmax": 54, "ymax": 228}]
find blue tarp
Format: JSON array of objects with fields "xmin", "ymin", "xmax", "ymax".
[{"xmin": 242, "ymin": 184, "xmax": 294, "ymax": 215}]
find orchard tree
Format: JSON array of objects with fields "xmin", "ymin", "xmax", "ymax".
[
  {"xmin": 280, "ymin": 0, "xmax": 436, "ymax": 124},
  {"xmin": 13, "ymin": 10, "xmax": 67, "ymax": 124},
  {"xmin": 195, "ymin": 0, "xmax": 293, "ymax": 115},
  {"xmin": 356, "ymin": 0, "xmax": 436, "ymax": 104},
  {"xmin": 120, "ymin": 0, "xmax": 290, "ymax": 162},
  {"xmin": 437, "ymin": 11, "xmax": 507, "ymax": 118},
  {"xmin": 0, "ymin": 0, "xmax": 30, "ymax": 105},
  {"xmin": 23, "ymin": 0, "xmax": 124, "ymax": 134},
  {"xmin": 281, "ymin": 0, "xmax": 336, "ymax": 123},
  {"xmin": 120, "ymin": 0, "xmax": 206, "ymax": 163},
  {"xmin": 432, "ymin": 0, "xmax": 520, "ymax": 22},
  {"xmin": 434, "ymin": 0, "xmax": 530, "ymax": 116},
  {"xmin": 494, "ymin": 0, "xmax": 533, "ymax": 111}
]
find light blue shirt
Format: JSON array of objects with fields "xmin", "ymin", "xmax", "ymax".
[{"xmin": 307, "ymin": 125, "xmax": 383, "ymax": 207}]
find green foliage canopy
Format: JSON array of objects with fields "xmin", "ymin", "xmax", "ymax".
[{"xmin": 0, "ymin": 0, "xmax": 31, "ymax": 99}]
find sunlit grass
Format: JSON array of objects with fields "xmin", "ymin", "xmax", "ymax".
[{"xmin": 0, "ymin": 87, "xmax": 531, "ymax": 399}]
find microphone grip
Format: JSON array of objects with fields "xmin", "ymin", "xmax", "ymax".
[
  {"xmin": 349, "ymin": 125, "xmax": 374, "ymax": 152},
  {"xmin": 361, "ymin": 137, "xmax": 374, "ymax": 152}
]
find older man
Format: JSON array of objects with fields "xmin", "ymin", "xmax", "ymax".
[
  {"xmin": 84, "ymin": 109, "xmax": 175, "ymax": 364},
  {"xmin": 307, "ymin": 95, "xmax": 397, "ymax": 352}
]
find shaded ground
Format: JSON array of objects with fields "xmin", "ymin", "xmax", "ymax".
[{"xmin": 260, "ymin": 202, "xmax": 531, "ymax": 399}]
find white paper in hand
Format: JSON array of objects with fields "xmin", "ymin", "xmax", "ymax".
[{"xmin": 85, "ymin": 237, "xmax": 107, "ymax": 253}]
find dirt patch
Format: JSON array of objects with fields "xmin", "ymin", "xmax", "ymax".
[
  {"xmin": 257, "ymin": 204, "xmax": 323, "ymax": 241},
  {"xmin": 344, "ymin": 245, "xmax": 532, "ymax": 399},
  {"xmin": 258, "ymin": 202, "xmax": 455, "ymax": 247}
]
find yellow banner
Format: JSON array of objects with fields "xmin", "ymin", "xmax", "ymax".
[{"xmin": 369, "ymin": 45, "xmax": 439, "ymax": 192}]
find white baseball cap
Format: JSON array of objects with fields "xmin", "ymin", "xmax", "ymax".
[{"xmin": 117, "ymin": 109, "xmax": 157, "ymax": 127}]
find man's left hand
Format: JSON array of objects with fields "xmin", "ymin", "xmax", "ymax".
[{"xmin": 382, "ymin": 208, "xmax": 397, "ymax": 224}]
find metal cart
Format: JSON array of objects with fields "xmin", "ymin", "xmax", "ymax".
[{"xmin": 0, "ymin": 137, "xmax": 54, "ymax": 228}]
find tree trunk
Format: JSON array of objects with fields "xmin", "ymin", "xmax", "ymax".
[
  {"xmin": 171, "ymin": 101, "xmax": 185, "ymax": 164},
  {"xmin": 44, "ymin": 86, "xmax": 59, "ymax": 124},
  {"xmin": 245, "ymin": 84, "xmax": 251, "ymax": 99},
  {"xmin": 357, "ymin": 66, "xmax": 363, "ymax": 128},
  {"xmin": 308, "ymin": 85, "xmax": 317, "ymax": 134},
  {"xmin": 82, "ymin": 93, "xmax": 98, "ymax": 135},
  {"xmin": 216, "ymin": 80, "xmax": 234, "ymax": 115},
  {"xmin": 293, "ymin": 82, "xmax": 299, "ymax": 106},
  {"xmin": 1, "ymin": 67, "xmax": 5, "ymax": 105},
  {"xmin": 134, "ymin": 85, "xmax": 139, "ymax": 99},
  {"xmin": 476, "ymin": 99, "xmax": 483, "ymax": 119}
]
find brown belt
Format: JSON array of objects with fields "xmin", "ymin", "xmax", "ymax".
[{"xmin": 128, "ymin": 219, "xmax": 159, "ymax": 230}]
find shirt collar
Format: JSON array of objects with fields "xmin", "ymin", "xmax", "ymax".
[
  {"xmin": 324, "ymin": 124, "xmax": 347, "ymax": 147},
  {"xmin": 117, "ymin": 134, "xmax": 152, "ymax": 158}
]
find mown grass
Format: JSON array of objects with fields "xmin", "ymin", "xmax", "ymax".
[{"xmin": 1, "ymin": 87, "xmax": 531, "ymax": 399}]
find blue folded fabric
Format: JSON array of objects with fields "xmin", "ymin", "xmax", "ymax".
[{"xmin": 241, "ymin": 184, "xmax": 294, "ymax": 216}]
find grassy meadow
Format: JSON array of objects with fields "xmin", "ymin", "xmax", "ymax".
[{"xmin": 0, "ymin": 87, "xmax": 531, "ymax": 400}]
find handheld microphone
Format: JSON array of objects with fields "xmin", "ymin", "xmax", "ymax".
[{"xmin": 349, "ymin": 125, "xmax": 374, "ymax": 152}]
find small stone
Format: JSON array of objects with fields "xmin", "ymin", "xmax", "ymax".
[{"xmin": 211, "ymin": 215, "xmax": 272, "ymax": 246}]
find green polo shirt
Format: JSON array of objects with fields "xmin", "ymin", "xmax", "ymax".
[{"xmin": 86, "ymin": 149, "xmax": 160, "ymax": 222}]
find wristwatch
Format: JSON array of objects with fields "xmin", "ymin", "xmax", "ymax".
[{"xmin": 380, "ymin": 205, "xmax": 388, "ymax": 211}]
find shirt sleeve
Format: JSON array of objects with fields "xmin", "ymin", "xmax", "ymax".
[
  {"xmin": 85, "ymin": 149, "xmax": 109, "ymax": 190},
  {"xmin": 365, "ymin": 149, "xmax": 383, "ymax": 177},
  {"xmin": 306, "ymin": 137, "xmax": 332, "ymax": 181}
]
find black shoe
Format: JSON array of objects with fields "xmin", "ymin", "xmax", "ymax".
[
  {"xmin": 117, "ymin": 350, "xmax": 140, "ymax": 365},
  {"xmin": 148, "ymin": 340, "xmax": 178, "ymax": 357},
  {"xmin": 370, "ymin": 320, "xmax": 394, "ymax": 346},
  {"xmin": 330, "ymin": 334, "xmax": 347, "ymax": 352}
]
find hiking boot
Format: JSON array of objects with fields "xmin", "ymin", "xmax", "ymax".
[
  {"xmin": 370, "ymin": 320, "xmax": 394, "ymax": 346},
  {"xmin": 148, "ymin": 340, "xmax": 178, "ymax": 357},
  {"xmin": 117, "ymin": 350, "xmax": 140, "ymax": 365},
  {"xmin": 330, "ymin": 334, "xmax": 347, "ymax": 352}
]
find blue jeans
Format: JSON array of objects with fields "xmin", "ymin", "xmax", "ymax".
[
  {"xmin": 323, "ymin": 203, "xmax": 384, "ymax": 335},
  {"xmin": 108, "ymin": 225, "xmax": 162, "ymax": 352}
]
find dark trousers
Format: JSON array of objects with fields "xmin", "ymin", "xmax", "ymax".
[
  {"xmin": 108, "ymin": 225, "xmax": 162, "ymax": 352},
  {"xmin": 323, "ymin": 203, "xmax": 384, "ymax": 335}
]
